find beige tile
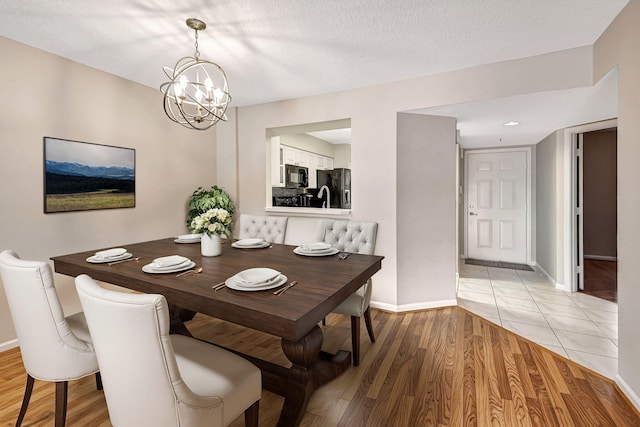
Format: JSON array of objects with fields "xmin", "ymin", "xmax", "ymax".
[
  {"xmin": 554, "ymin": 329, "xmax": 618, "ymax": 358},
  {"xmin": 540, "ymin": 343, "xmax": 569, "ymax": 359},
  {"xmin": 498, "ymin": 307, "xmax": 548, "ymax": 327},
  {"xmin": 529, "ymin": 290, "xmax": 576, "ymax": 306},
  {"xmin": 536, "ymin": 301, "xmax": 590, "ymax": 320},
  {"xmin": 569, "ymin": 294, "xmax": 618, "ymax": 313},
  {"xmin": 458, "ymin": 280, "xmax": 494, "ymax": 294},
  {"xmin": 584, "ymin": 308, "xmax": 618, "ymax": 325},
  {"xmin": 501, "ymin": 320, "xmax": 561, "ymax": 347},
  {"xmin": 596, "ymin": 322, "xmax": 618, "ymax": 340},
  {"xmin": 491, "ymin": 279, "xmax": 526, "ymax": 289},
  {"xmin": 457, "ymin": 299, "xmax": 499, "ymax": 319},
  {"xmin": 524, "ymin": 282, "xmax": 561, "ymax": 294},
  {"xmin": 492, "ymin": 286, "xmax": 532, "ymax": 300},
  {"xmin": 544, "ymin": 314, "xmax": 605, "ymax": 337},
  {"xmin": 495, "ymin": 295, "xmax": 539, "ymax": 312},
  {"xmin": 457, "ymin": 289, "xmax": 495, "ymax": 305},
  {"xmin": 565, "ymin": 349, "xmax": 618, "ymax": 380}
]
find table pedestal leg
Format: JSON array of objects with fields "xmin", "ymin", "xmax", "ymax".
[{"xmin": 277, "ymin": 325, "xmax": 351, "ymax": 427}]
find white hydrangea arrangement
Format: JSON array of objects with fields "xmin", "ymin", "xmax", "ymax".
[{"xmin": 190, "ymin": 208, "xmax": 232, "ymax": 237}]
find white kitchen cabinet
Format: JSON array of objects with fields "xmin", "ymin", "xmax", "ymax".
[
  {"xmin": 271, "ymin": 137, "xmax": 284, "ymax": 187},
  {"xmin": 325, "ymin": 157, "xmax": 334, "ymax": 170},
  {"xmin": 283, "ymin": 145, "xmax": 308, "ymax": 167}
]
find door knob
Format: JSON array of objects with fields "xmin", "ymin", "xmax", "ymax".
[{"xmin": 469, "ymin": 212, "xmax": 478, "ymax": 216}]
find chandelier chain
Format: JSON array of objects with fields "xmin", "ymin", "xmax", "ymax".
[{"xmin": 194, "ymin": 29, "xmax": 200, "ymax": 59}]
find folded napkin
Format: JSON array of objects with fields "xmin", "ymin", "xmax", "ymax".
[
  {"xmin": 151, "ymin": 255, "xmax": 190, "ymax": 268},
  {"xmin": 94, "ymin": 248, "xmax": 127, "ymax": 259},
  {"xmin": 235, "ymin": 238, "xmax": 266, "ymax": 246},
  {"xmin": 300, "ymin": 242, "xmax": 332, "ymax": 252},
  {"xmin": 234, "ymin": 267, "xmax": 280, "ymax": 284}
]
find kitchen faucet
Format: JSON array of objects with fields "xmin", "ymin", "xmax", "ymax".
[{"xmin": 318, "ymin": 185, "xmax": 330, "ymax": 208}]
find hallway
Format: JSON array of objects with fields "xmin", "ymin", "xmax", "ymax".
[{"xmin": 457, "ymin": 262, "xmax": 618, "ymax": 379}]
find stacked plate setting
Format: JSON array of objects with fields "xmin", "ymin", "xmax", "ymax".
[
  {"xmin": 293, "ymin": 242, "xmax": 339, "ymax": 257},
  {"xmin": 174, "ymin": 234, "xmax": 202, "ymax": 244},
  {"xmin": 231, "ymin": 238, "xmax": 270, "ymax": 249},
  {"xmin": 142, "ymin": 255, "xmax": 195, "ymax": 274},
  {"xmin": 225, "ymin": 267, "xmax": 287, "ymax": 291},
  {"xmin": 86, "ymin": 248, "xmax": 132, "ymax": 263}
]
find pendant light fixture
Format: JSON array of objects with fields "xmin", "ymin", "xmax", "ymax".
[{"xmin": 160, "ymin": 19, "xmax": 231, "ymax": 130}]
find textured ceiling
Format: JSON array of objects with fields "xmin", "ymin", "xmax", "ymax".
[{"xmin": 0, "ymin": 0, "xmax": 628, "ymax": 146}]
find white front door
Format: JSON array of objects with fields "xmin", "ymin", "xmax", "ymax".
[{"xmin": 466, "ymin": 149, "xmax": 528, "ymax": 263}]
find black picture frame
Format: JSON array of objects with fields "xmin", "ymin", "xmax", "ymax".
[{"xmin": 43, "ymin": 137, "xmax": 136, "ymax": 213}]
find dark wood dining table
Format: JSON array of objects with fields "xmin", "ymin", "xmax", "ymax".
[{"xmin": 51, "ymin": 237, "xmax": 383, "ymax": 427}]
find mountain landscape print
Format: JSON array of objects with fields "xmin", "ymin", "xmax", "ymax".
[{"xmin": 44, "ymin": 137, "xmax": 135, "ymax": 213}]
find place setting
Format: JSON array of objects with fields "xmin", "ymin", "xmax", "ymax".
[
  {"xmin": 142, "ymin": 255, "xmax": 195, "ymax": 274},
  {"xmin": 215, "ymin": 267, "xmax": 288, "ymax": 292},
  {"xmin": 231, "ymin": 238, "xmax": 271, "ymax": 249},
  {"xmin": 86, "ymin": 248, "xmax": 135, "ymax": 265},
  {"xmin": 293, "ymin": 242, "xmax": 339, "ymax": 257},
  {"xmin": 174, "ymin": 233, "xmax": 201, "ymax": 244}
]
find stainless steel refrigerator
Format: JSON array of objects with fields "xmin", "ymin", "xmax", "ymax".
[{"xmin": 316, "ymin": 168, "xmax": 351, "ymax": 209}]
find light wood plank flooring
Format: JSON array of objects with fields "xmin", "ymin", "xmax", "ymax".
[{"xmin": 1, "ymin": 307, "xmax": 639, "ymax": 426}]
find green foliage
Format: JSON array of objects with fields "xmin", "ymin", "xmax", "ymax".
[{"xmin": 186, "ymin": 186, "xmax": 235, "ymax": 230}]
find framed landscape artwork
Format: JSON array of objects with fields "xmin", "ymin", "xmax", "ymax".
[{"xmin": 43, "ymin": 137, "xmax": 136, "ymax": 213}]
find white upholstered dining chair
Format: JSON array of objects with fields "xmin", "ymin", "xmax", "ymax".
[
  {"xmin": 238, "ymin": 213, "xmax": 288, "ymax": 243},
  {"xmin": 317, "ymin": 220, "xmax": 378, "ymax": 366},
  {"xmin": 0, "ymin": 250, "xmax": 101, "ymax": 427},
  {"xmin": 75, "ymin": 274, "xmax": 262, "ymax": 427}
]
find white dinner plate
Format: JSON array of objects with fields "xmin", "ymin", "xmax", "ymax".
[
  {"xmin": 231, "ymin": 241, "xmax": 270, "ymax": 249},
  {"xmin": 235, "ymin": 238, "xmax": 265, "ymax": 246},
  {"xmin": 142, "ymin": 261, "xmax": 195, "ymax": 274},
  {"xmin": 86, "ymin": 252, "xmax": 133, "ymax": 264},
  {"xmin": 300, "ymin": 242, "xmax": 332, "ymax": 251},
  {"xmin": 293, "ymin": 247, "xmax": 339, "ymax": 257},
  {"xmin": 174, "ymin": 234, "xmax": 201, "ymax": 243},
  {"xmin": 234, "ymin": 267, "xmax": 281, "ymax": 284},
  {"xmin": 225, "ymin": 275, "xmax": 287, "ymax": 291}
]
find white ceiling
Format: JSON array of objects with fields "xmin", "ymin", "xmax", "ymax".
[{"xmin": 0, "ymin": 0, "xmax": 628, "ymax": 147}]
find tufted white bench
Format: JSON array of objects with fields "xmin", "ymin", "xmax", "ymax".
[{"xmin": 237, "ymin": 214, "xmax": 378, "ymax": 365}]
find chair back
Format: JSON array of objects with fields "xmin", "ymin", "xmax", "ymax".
[
  {"xmin": 0, "ymin": 250, "xmax": 97, "ymax": 381},
  {"xmin": 238, "ymin": 214, "xmax": 288, "ymax": 243},
  {"xmin": 75, "ymin": 275, "xmax": 222, "ymax": 427},
  {"xmin": 317, "ymin": 220, "xmax": 378, "ymax": 255}
]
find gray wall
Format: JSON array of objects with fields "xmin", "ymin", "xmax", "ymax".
[
  {"xmin": 397, "ymin": 113, "xmax": 457, "ymax": 305},
  {"xmin": 535, "ymin": 131, "xmax": 563, "ymax": 282}
]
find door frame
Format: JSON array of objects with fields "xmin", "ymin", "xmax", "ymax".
[
  {"xmin": 463, "ymin": 147, "xmax": 533, "ymax": 265},
  {"xmin": 563, "ymin": 118, "xmax": 618, "ymax": 292}
]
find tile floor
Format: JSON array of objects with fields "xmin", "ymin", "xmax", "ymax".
[{"xmin": 457, "ymin": 261, "xmax": 618, "ymax": 380}]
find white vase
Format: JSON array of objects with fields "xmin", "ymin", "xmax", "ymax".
[{"xmin": 201, "ymin": 234, "xmax": 222, "ymax": 257}]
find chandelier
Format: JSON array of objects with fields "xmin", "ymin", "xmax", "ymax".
[{"xmin": 160, "ymin": 19, "xmax": 231, "ymax": 131}]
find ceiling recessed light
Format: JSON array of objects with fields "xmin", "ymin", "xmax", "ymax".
[{"xmin": 503, "ymin": 121, "xmax": 520, "ymax": 126}]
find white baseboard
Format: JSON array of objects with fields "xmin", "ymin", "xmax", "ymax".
[
  {"xmin": 533, "ymin": 263, "xmax": 570, "ymax": 292},
  {"xmin": 584, "ymin": 255, "xmax": 618, "ymax": 261},
  {"xmin": 616, "ymin": 374, "xmax": 640, "ymax": 412},
  {"xmin": 0, "ymin": 339, "xmax": 18, "ymax": 353},
  {"xmin": 370, "ymin": 299, "xmax": 457, "ymax": 313}
]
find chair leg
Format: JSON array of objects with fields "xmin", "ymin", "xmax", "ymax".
[
  {"xmin": 15, "ymin": 374, "xmax": 34, "ymax": 427},
  {"xmin": 95, "ymin": 372, "xmax": 103, "ymax": 390},
  {"xmin": 364, "ymin": 307, "xmax": 376, "ymax": 343},
  {"xmin": 244, "ymin": 400, "xmax": 259, "ymax": 427},
  {"xmin": 55, "ymin": 381, "xmax": 68, "ymax": 427},
  {"xmin": 322, "ymin": 317, "xmax": 326, "ymax": 326},
  {"xmin": 350, "ymin": 315, "xmax": 361, "ymax": 366}
]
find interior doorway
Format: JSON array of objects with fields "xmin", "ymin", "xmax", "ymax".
[{"xmin": 578, "ymin": 128, "xmax": 618, "ymax": 302}]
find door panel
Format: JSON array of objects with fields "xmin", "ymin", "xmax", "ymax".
[{"xmin": 467, "ymin": 150, "xmax": 528, "ymax": 263}]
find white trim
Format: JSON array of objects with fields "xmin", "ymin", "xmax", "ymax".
[
  {"xmin": 533, "ymin": 262, "xmax": 568, "ymax": 291},
  {"xmin": 463, "ymin": 146, "xmax": 533, "ymax": 265},
  {"xmin": 0, "ymin": 339, "xmax": 18, "ymax": 353},
  {"xmin": 616, "ymin": 374, "xmax": 640, "ymax": 413},
  {"xmin": 584, "ymin": 255, "xmax": 617, "ymax": 261},
  {"xmin": 563, "ymin": 119, "xmax": 618, "ymax": 292},
  {"xmin": 370, "ymin": 299, "xmax": 457, "ymax": 313}
]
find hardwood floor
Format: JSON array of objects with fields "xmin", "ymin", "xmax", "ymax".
[
  {"xmin": 581, "ymin": 259, "xmax": 617, "ymax": 303},
  {"xmin": 1, "ymin": 307, "xmax": 639, "ymax": 426}
]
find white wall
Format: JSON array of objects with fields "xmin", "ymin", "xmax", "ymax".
[
  {"xmin": 593, "ymin": 0, "xmax": 640, "ymax": 407},
  {"xmin": 0, "ymin": 37, "xmax": 217, "ymax": 349},
  {"xmin": 219, "ymin": 46, "xmax": 594, "ymax": 311}
]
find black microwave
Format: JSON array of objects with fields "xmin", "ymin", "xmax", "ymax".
[{"xmin": 285, "ymin": 164, "xmax": 308, "ymax": 188}]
